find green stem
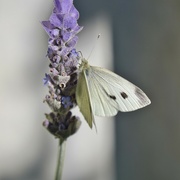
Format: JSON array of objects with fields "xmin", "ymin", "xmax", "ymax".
[{"xmin": 54, "ymin": 139, "xmax": 66, "ymax": 180}]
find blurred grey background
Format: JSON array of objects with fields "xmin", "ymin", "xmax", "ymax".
[{"xmin": 0, "ymin": 0, "xmax": 180, "ymax": 180}]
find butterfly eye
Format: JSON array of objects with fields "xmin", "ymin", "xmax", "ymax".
[{"xmin": 120, "ymin": 92, "xmax": 128, "ymax": 99}]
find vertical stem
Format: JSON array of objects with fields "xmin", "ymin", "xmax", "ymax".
[{"xmin": 54, "ymin": 139, "xmax": 66, "ymax": 180}]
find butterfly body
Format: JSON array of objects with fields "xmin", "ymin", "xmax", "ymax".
[{"xmin": 76, "ymin": 59, "xmax": 151, "ymax": 128}]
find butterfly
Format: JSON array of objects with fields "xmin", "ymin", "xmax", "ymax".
[{"xmin": 76, "ymin": 59, "xmax": 151, "ymax": 128}]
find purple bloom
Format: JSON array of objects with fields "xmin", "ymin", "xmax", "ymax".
[
  {"xmin": 70, "ymin": 49, "xmax": 79, "ymax": 57},
  {"xmin": 42, "ymin": 0, "xmax": 83, "ymax": 57},
  {"xmin": 43, "ymin": 73, "xmax": 51, "ymax": 85},
  {"xmin": 61, "ymin": 96, "xmax": 73, "ymax": 108},
  {"xmin": 41, "ymin": 21, "xmax": 55, "ymax": 37},
  {"xmin": 42, "ymin": 0, "xmax": 82, "ymax": 139}
]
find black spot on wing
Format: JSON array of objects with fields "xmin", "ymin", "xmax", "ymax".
[
  {"xmin": 109, "ymin": 95, "xmax": 116, "ymax": 100},
  {"xmin": 120, "ymin": 92, "xmax": 128, "ymax": 99},
  {"xmin": 102, "ymin": 88, "xmax": 116, "ymax": 101}
]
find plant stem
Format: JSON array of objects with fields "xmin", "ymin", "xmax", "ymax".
[{"xmin": 54, "ymin": 139, "xmax": 66, "ymax": 180}]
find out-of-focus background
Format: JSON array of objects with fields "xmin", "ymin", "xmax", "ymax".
[{"xmin": 0, "ymin": 0, "xmax": 180, "ymax": 180}]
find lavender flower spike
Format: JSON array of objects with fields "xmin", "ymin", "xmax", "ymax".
[{"xmin": 42, "ymin": 0, "xmax": 83, "ymax": 140}]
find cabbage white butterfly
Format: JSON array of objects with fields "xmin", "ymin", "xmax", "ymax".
[{"xmin": 76, "ymin": 59, "xmax": 151, "ymax": 128}]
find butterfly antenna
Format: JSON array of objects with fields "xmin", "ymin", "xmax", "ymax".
[{"xmin": 87, "ymin": 34, "xmax": 101, "ymax": 60}]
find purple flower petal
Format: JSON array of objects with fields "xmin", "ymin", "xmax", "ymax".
[
  {"xmin": 41, "ymin": 21, "xmax": 55, "ymax": 36},
  {"xmin": 72, "ymin": 25, "xmax": 83, "ymax": 34},
  {"xmin": 69, "ymin": 4, "xmax": 79, "ymax": 19},
  {"xmin": 54, "ymin": 0, "xmax": 62, "ymax": 13},
  {"xmin": 69, "ymin": 49, "xmax": 79, "ymax": 57},
  {"xmin": 49, "ymin": 13, "xmax": 62, "ymax": 27},
  {"xmin": 53, "ymin": 54, "xmax": 61, "ymax": 63},
  {"xmin": 61, "ymin": 30, "xmax": 71, "ymax": 42},
  {"xmin": 51, "ymin": 29, "xmax": 60, "ymax": 38},
  {"xmin": 59, "ymin": 47, "xmax": 69, "ymax": 57},
  {"xmin": 61, "ymin": 96, "xmax": 73, "ymax": 108},
  {"xmin": 66, "ymin": 36, "xmax": 78, "ymax": 47},
  {"xmin": 60, "ymin": 0, "xmax": 73, "ymax": 14},
  {"xmin": 63, "ymin": 15, "xmax": 77, "ymax": 29},
  {"xmin": 54, "ymin": 0, "xmax": 73, "ymax": 14},
  {"xmin": 43, "ymin": 73, "xmax": 51, "ymax": 85},
  {"xmin": 49, "ymin": 44, "xmax": 59, "ymax": 51}
]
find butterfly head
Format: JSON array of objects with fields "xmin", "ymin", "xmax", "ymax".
[{"xmin": 79, "ymin": 59, "xmax": 90, "ymax": 71}]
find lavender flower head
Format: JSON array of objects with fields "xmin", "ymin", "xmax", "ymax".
[{"xmin": 42, "ymin": 0, "xmax": 83, "ymax": 139}]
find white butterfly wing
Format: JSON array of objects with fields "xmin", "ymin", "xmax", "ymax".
[{"xmin": 85, "ymin": 66, "xmax": 151, "ymax": 116}]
